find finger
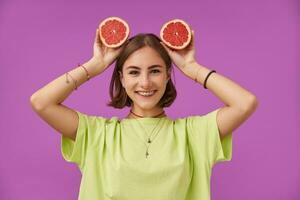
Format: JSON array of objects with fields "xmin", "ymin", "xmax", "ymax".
[
  {"xmin": 189, "ymin": 30, "xmax": 195, "ymax": 48},
  {"xmin": 95, "ymin": 28, "xmax": 103, "ymax": 47},
  {"xmin": 103, "ymin": 46, "xmax": 107, "ymax": 53}
]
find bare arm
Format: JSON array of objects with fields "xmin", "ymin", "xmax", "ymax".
[
  {"xmin": 30, "ymin": 58, "xmax": 103, "ymax": 109},
  {"xmin": 188, "ymin": 62, "xmax": 258, "ymax": 139},
  {"xmin": 30, "ymin": 28, "xmax": 124, "ymax": 141},
  {"xmin": 30, "ymin": 58, "xmax": 104, "ymax": 141},
  {"xmin": 161, "ymin": 30, "xmax": 258, "ymax": 139}
]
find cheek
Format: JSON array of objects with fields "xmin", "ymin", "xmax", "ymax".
[
  {"xmin": 157, "ymin": 75, "xmax": 168, "ymax": 85},
  {"xmin": 122, "ymin": 78, "xmax": 136, "ymax": 90}
]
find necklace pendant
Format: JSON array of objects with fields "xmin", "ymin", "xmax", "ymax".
[{"xmin": 147, "ymin": 138, "xmax": 151, "ymax": 143}]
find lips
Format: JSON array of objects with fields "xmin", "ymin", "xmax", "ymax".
[{"xmin": 135, "ymin": 90, "xmax": 157, "ymax": 97}]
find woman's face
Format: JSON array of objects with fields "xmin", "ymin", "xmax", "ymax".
[{"xmin": 120, "ymin": 46, "xmax": 170, "ymax": 112}]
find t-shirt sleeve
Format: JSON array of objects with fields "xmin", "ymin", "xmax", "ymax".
[
  {"xmin": 188, "ymin": 108, "xmax": 233, "ymax": 167},
  {"xmin": 60, "ymin": 110, "xmax": 106, "ymax": 170}
]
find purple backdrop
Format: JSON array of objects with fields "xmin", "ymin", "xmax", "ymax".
[{"xmin": 0, "ymin": 0, "xmax": 299, "ymax": 199}]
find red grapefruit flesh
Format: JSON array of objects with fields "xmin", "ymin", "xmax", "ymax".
[
  {"xmin": 160, "ymin": 19, "xmax": 192, "ymax": 50},
  {"xmin": 99, "ymin": 17, "xmax": 130, "ymax": 48}
]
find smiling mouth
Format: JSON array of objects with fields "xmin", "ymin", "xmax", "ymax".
[{"xmin": 135, "ymin": 90, "xmax": 157, "ymax": 97}]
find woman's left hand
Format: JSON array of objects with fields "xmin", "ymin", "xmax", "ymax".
[{"xmin": 160, "ymin": 30, "xmax": 197, "ymax": 76}]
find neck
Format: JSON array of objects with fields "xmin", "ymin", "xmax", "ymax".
[{"xmin": 127, "ymin": 107, "xmax": 166, "ymax": 119}]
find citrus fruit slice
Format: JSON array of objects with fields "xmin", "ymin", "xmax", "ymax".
[
  {"xmin": 99, "ymin": 17, "xmax": 130, "ymax": 48},
  {"xmin": 160, "ymin": 19, "xmax": 192, "ymax": 50}
]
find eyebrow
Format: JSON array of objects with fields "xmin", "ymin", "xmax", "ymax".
[{"xmin": 126, "ymin": 65, "xmax": 163, "ymax": 70}]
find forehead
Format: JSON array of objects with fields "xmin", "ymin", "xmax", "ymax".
[{"xmin": 123, "ymin": 46, "xmax": 166, "ymax": 69}]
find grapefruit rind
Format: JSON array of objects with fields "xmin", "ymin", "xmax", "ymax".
[
  {"xmin": 99, "ymin": 16, "xmax": 130, "ymax": 48},
  {"xmin": 160, "ymin": 19, "xmax": 192, "ymax": 50}
]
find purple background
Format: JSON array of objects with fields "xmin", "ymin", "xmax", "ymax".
[{"xmin": 0, "ymin": 0, "xmax": 299, "ymax": 199}]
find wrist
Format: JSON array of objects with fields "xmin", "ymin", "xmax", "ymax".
[
  {"xmin": 89, "ymin": 57, "xmax": 105, "ymax": 67},
  {"xmin": 183, "ymin": 62, "xmax": 202, "ymax": 79},
  {"xmin": 186, "ymin": 62, "xmax": 211, "ymax": 84},
  {"xmin": 83, "ymin": 58, "xmax": 104, "ymax": 77}
]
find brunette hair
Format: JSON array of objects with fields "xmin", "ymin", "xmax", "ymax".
[{"xmin": 107, "ymin": 33, "xmax": 177, "ymax": 109}]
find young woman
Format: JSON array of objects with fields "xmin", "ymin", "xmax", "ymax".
[{"xmin": 30, "ymin": 28, "xmax": 258, "ymax": 200}]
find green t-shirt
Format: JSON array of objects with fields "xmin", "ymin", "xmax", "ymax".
[{"xmin": 61, "ymin": 108, "xmax": 233, "ymax": 200}]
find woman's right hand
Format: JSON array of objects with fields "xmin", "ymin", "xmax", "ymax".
[{"xmin": 91, "ymin": 28, "xmax": 125, "ymax": 74}]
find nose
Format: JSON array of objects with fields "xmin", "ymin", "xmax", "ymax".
[{"xmin": 140, "ymin": 73, "xmax": 152, "ymax": 89}]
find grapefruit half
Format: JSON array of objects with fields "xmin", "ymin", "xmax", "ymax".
[
  {"xmin": 99, "ymin": 17, "xmax": 130, "ymax": 48},
  {"xmin": 160, "ymin": 19, "xmax": 192, "ymax": 50}
]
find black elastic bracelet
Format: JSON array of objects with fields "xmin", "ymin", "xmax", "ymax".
[{"xmin": 204, "ymin": 70, "xmax": 216, "ymax": 89}]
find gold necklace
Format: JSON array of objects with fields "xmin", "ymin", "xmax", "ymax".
[{"xmin": 129, "ymin": 110, "xmax": 165, "ymax": 159}]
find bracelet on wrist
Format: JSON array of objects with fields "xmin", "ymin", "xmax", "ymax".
[
  {"xmin": 203, "ymin": 70, "xmax": 216, "ymax": 89},
  {"xmin": 65, "ymin": 72, "xmax": 78, "ymax": 90},
  {"xmin": 64, "ymin": 63, "xmax": 91, "ymax": 91},
  {"xmin": 78, "ymin": 63, "xmax": 90, "ymax": 81}
]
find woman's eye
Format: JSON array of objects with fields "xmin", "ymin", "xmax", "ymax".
[
  {"xmin": 152, "ymin": 69, "xmax": 161, "ymax": 74},
  {"xmin": 129, "ymin": 71, "xmax": 138, "ymax": 75},
  {"xmin": 128, "ymin": 70, "xmax": 160, "ymax": 75}
]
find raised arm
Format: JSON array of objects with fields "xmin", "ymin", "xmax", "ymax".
[
  {"xmin": 30, "ymin": 58, "xmax": 103, "ymax": 141},
  {"xmin": 187, "ymin": 62, "xmax": 258, "ymax": 139},
  {"xmin": 30, "ymin": 28, "xmax": 124, "ymax": 141},
  {"xmin": 161, "ymin": 30, "xmax": 258, "ymax": 139}
]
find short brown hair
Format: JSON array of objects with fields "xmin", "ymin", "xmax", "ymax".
[{"xmin": 107, "ymin": 33, "xmax": 177, "ymax": 109}]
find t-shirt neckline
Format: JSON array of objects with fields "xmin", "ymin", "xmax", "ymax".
[{"xmin": 120, "ymin": 116, "xmax": 169, "ymax": 124}]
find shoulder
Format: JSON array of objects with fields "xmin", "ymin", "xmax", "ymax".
[
  {"xmin": 172, "ymin": 109, "xmax": 220, "ymax": 128},
  {"xmin": 76, "ymin": 110, "xmax": 120, "ymax": 127}
]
